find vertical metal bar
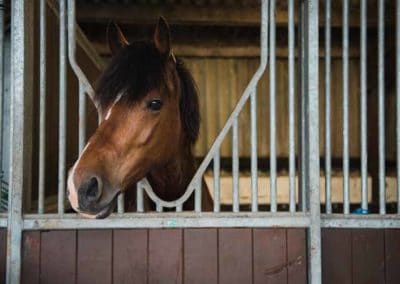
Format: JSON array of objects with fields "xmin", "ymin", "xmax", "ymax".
[
  {"xmin": 397, "ymin": 0, "xmax": 400, "ymax": 214},
  {"xmin": 232, "ymin": 117, "xmax": 239, "ymax": 213},
  {"xmin": 7, "ymin": 0, "xmax": 34, "ymax": 281},
  {"xmin": 195, "ymin": 182, "xmax": 202, "ymax": 212},
  {"xmin": 269, "ymin": 0, "xmax": 277, "ymax": 213},
  {"xmin": 324, "ymin": 0, "xmax": 332, "ymax": 214},
  {"xmin": 156, "ymin": 204, "xmax": 163, "ymax": 212},
  {"xmin": 137, "ymin": 186, "xmax": 144, "ymax": 213},
  {"xmin": 342, "ymin": 0, "xmax": 350, "ymax": 215},
  {"xmin": 58, "ymin": 0, "xmax": 67, "ymax": 215},
  {"xmin": 298, "ymin": 0, "xmax": 307, "ymax": 212},
  {"xmin": 288, "ymin": 0, "xmax": 296, "ymax": 213},
  {"xmin": 176, "ymin": 204, "xmax": 182, "ymax": 212},
  {"xmin": 117, "ymin": 193, "xmax": 124, "ymax": 214},
  {"xmin": 360, "ymin": 0, "xmax": 368, "ymax": 211},
  {"xmin": 0, "ymin": 0, "xmax": 4, "ymax": 178},
  {"xmin": 78, "ymin": 82, "xmax": 86, "ymax": 153},
  {"xmin": 38, "ymin": 0, "xmax": 46, "ymax": 215},
  {"xmin": 378, "ymin": 0, "xmax": 386, "ymax": 215},
  {"xmin": 250, "ymin": 88, "xmax": 258, "ymax": 212},
  {"xmin": 304, "ymin": 1, "xmax": 321, "ymax": 282},
  {"xmin": 213, "ymin": 151, "xmax": 221, "ymax": 212}
]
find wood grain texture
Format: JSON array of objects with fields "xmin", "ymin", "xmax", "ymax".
[
  {"xmin": 352, "ymin": 229, "xmax": 385, "ymax": 284},
  {"xmin": 287, "ymin": 229, "xmax": 307, "ymax": 284},
  {"xmin": 0, "ymin": 230, "xmax": 7, "ymax": 284},
  {"xmin": 322, "ymin": 229, "xmax": 352, "ymax": 284},
  {"xmin": 113, "ymin": 229, "xmax": 148, "ymax": 284},
  {"xmin": 77, "ymin": 230, "xmax": 112, "ymax": 284},
  {"xmin": 253, "ymin": 228, "xmax": 287, "ymax": 284},
  {"xmin": 219, "ymin": 228, "xmax": 252, "ymax": 284},
  {"xmin": 184, "ymin": 228, "xmax": 218, "ymax": 284},
  {"xmin": 148, "ymin": 229, "xmax": 183, "ymax": 284},
  {"xmin": 21, "ymin": 231, "xmax": 41, "ymax": 284},
  {"xmin": 385, "ymin": 229, "xmax": 400, "ymax": 284},
  {"xmin": 40, "ymin": 230, "xmax": 76, "ymax": 284}
]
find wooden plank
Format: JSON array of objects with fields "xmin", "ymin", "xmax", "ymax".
[
  {"xmin": 77, "ymin": 3, "xmax": 394, "ymax": 27},
  {"xmin": 322, "ymin": 229, "xmax": 352, "ymax": 284},
  {"xmin": 287, "ymin": 229, "xmax": 307, "ymax": 284},
  {"xmin": 113, "ymin": 229, "xmax": 148, "ymax": 284},
  {"xmin": 148, "ymin": 229, "xmax": 183, "ymax": 284},
  {"xmin": 77, "ymin": 230, "xmax": 112, "ymax": 284},
  {"xmin": 253, "ymin": 228, "xmax": 287, "ymax": 284},
  {"xmin": 219, "ymin": 228, "xmax": 252, "ymax": 284},
  {"xmin": 352, "ymin": 229, "xmax": 385, "ymax": 284},
  {"xmin": 0, "ymin": 229, "xmax": 7, "ymax": 284},
  {"xmin": 21, "ymin": 231, "xmax": 40, "ymax": 284},
  {"xmin": 385, "ymin": 229, "xmax": 400, "ymax": 284},
  {"xmin": 40, "ymin": 230, "xmax": 76, "ymax": 284},
  {"xmin": 184, "ymin": 228, "xmax": 218, "ymax": 284}
]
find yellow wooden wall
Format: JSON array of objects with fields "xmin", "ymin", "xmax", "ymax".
[{"xmin": 185, "ymin": 57, "xmax": 396, "ymax": 161}]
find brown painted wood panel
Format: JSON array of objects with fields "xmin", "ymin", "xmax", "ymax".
[
  {"xmin": 219, "ymin": 228, "xmax": 252, "ymax": 284},
  {"xmin": 21, "ymin": 231, "xmax": 41, "ymax": 284},
  {"xmin": 113, "ymin": 229, "xmax": 148, "ymax": 284},
  {"xmin": 77, "ymin": 230, "xmax": 112, "ymax": 284},
  {"xmin": 287, "ymin": 229, "xmax": 307, "ymax": 284},
  {"xmin": 322, "ymin": 229, "xmax": 352, "ymax": 284},
  {"xmin": 253, "ymin": 228, "xmax": 287, "ymax": 284},
  {"xmin": 41, "ymin": 230, "xmax": 76, "ymax": 284},
  {"xmin": 385, "ymin": 229, "xmax": 400, "ymax": 284},
  {"xmin": 148, "ymin": 229, "xmax": 183, "ymax": 284},
  {"xmin": 0, "ymin": 229, "xmax": 7, "ymax": 284},
  {"xmin": 184, "ymin": 228, "xmax": 218, "ymax": 284},
  {"xmin": 352, "ymin": 229, "xmax": 385, "ymax": 284}
]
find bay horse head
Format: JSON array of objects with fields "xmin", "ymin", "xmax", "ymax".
[{"xmin": 67, "ymin": 17, "xmax": 200, "ymax": 218}]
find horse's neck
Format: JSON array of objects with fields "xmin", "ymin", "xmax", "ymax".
[{"xmin": 146, "ymin": 148, "xmax": 196, "ymax": 201}]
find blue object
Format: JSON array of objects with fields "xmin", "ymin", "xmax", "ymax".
[{"xmin": 353, "ymin": 207, "xmax": 369, "ymax": 214}]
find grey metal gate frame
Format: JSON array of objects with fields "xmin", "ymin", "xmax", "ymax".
[{"xmin": 1, "ymin": 0, "xmax": 400, "ymax": 283}]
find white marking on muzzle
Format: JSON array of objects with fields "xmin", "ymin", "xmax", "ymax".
[{"xmin": 67, "ymin": 142, "xmax": 91, "ymax": 210}]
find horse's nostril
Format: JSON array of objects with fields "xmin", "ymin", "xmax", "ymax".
[{"xmin": 86, "ymin": 177, "xmax": 100, "ymax": 201}]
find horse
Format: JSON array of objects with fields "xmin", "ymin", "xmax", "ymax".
[{"xmin": 67, "ymin": 17, "xmax": 213, "ymax": 218}]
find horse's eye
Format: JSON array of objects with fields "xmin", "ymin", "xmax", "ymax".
[{"xmin": 147, "ymin": 99, "xmax": 163, "ymax": 111}]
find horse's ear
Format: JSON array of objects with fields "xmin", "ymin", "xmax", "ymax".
[
  {"xmin": 153, "ymin": 16, "xmax": 171, "ymax": 56},
  {"xmin": 107, "ymin": 22, "xmax": 129, "ymax": 56}
]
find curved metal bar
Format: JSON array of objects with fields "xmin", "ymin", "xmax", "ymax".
[
  {"xmin": 67, "ymin": 0, "xmax": 99, "ymax": 112},
  {"xmin": 138, "ymin": 0, "xmax": 269, "ymax": 210}
]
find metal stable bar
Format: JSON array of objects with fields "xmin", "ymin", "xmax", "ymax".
[
  {"xmin": 288, "ymin": 0, "xmax": 295, "ymax": 213},
  {"xmin": 38, "ymin": 0, "xmax": 46, "ymax": 215},
  {"xmin": 232, "ymin": 118, "xmax": 239, "ymax": 213},
  {"xmin": 58, "ymin": 0, "xmax": 67, "ymax": 215},
  {"xmin": 0, "ymin": 0, "xmax": 4, "ymax": 179},
  {"xmin": 378, "ymin": 0, "xmax": 386, "ymax": 214},
  {"xmin": 137, "ymin": 185, "xmax": 144, "ymax": 213},
  {"xmin": 397, "ymin": 0, "xmax": 400, "ymax": 214},
  {"xmin": 269, "ymin": 0, "xmax": 277, "ymax": 213},
  {"xmin": 250, "ymin": 88, "xmax": 258, "ymax": 212},
  {"xmin": 213, "ymin": 151, "xmax": 221, "ymax": 212},
  {"xmin": 303, "ymin": 0, "xmax": 321, "ymax": 282},
  {"xmin": 342, "ymin": 0, "xmax": 350, "ymax": 215},
  {"xmin": 78, "ymin": 82, "xmax": 86, "ymax": 152},
  {"xmin": 298, "ymin": 0, "xmax": 307, "ymax": 212},
  {"xmin": 321, "ymin": 215, "xmax": 400, "ymax": 229},
  {"xmin": 360, "ymin": 0, "xmax": 368, "ymax": 211},
  {"xmin": 7, "ymin": 1, "xmax": 34, "ymax": 281},
  {"xmin": 117, "ymin": 193, "xmax": 125, "ymax": 214},
  {"xmin": 324, "ymin": 0, "xmax": 332, "ymax": 214},
  {"xmin": 194, "ymin": 179, "xmax": 202, "ymax": 212},
  {"xmin": 22, "ymin": 212, "xmax": 312, "ymax": 230}
]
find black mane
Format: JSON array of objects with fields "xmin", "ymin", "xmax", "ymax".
[{"xmin": 95, "ymin": 40, "xmax": 200, "ymax": 145}]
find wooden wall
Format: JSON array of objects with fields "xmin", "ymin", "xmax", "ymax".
[
  {"xmin": 185, "ymin": 56, "xmax": 396, "ymax": 161},
  {"xmin": 1, "ymin": 228, "xmax": 400, "ymax": 283}
]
